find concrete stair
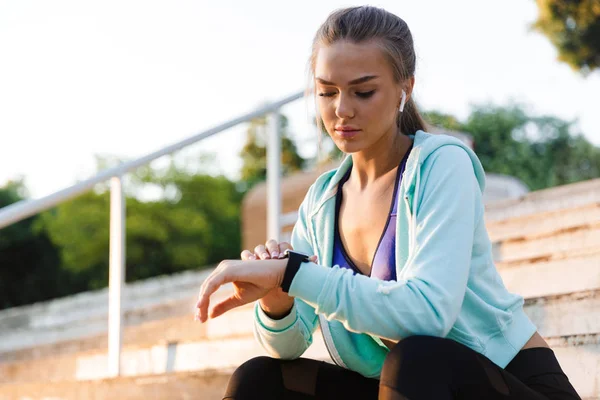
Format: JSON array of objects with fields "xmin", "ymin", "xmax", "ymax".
[{"xmin": 1, "ymin": 179, "xmax": 599, "ymax": 399}]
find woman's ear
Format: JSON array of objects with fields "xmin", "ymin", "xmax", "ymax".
[
  {"xmin": 405, "ymin": 76, "xmax": 415, "ymax": 101},
  {"xmin": 398, "ymin": 77, "xmax": 416, "ymax": 111}
]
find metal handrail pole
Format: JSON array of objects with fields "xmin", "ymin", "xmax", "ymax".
[
  {"xmin": 108, "ymin": 176, "xmax": 125, "ymax": 377},
  {"xmin": 266, "ymin": 111, "xmax": 282, "ymax": 242}
]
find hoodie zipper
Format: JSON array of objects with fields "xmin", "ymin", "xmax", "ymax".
[{"xmin": 319, "ymin": 315, "xmax": 348, "ymax": 368}]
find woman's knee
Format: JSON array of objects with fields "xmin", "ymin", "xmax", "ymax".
[{"xmin": 224, "ymin": 356, "xmax": 283, "ymax": 398}]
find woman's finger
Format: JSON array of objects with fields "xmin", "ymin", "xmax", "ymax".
[
  {"xmin": 241, "ymin": 250, "xmax": 256, "ymax": 260},
  {"xmin": 254, "ymin": 244, "xmax": 269, "ymax": 260},
  {"xmin": 265, "ymin": 239, "xmax": 280, "ymax": 258},
  {"xmin": 195, "ymin": 261, "xmax": 227, "ymax": 310},
  {"xmin": 197, "ymin": 260, "xmax": 223, "ymax": 294},
  {"xmin": 278, "ymin": 242, "xmax": 293, "ymax": 258},
  {"xmin": 210, "ymin": 295, "xmax": 244, "ymax": 319},
  {"xmin": 196, "ymin": 269, "xmax": 227, "ymax": 323}
]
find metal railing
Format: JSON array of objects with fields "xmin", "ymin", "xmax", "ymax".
[{"xmin": 0, "ymin": 89, "xmax": 305, "ymax": 377}]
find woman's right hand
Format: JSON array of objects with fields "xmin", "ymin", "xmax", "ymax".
[
  {"xmin": 241, "ymin": 239, "xmax": 317, "ymax": 319},
  {"xmin": 241, "ymin": 239, "xmax": 318, "ymax": 263},
  {"xmin": 242, "ymin": 239, "xmax": 289, "ymax": 261}
]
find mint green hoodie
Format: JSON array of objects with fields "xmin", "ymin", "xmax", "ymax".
[{"xmin": 253, "ymin": 130, "xmax": 537, "ymax": 378}]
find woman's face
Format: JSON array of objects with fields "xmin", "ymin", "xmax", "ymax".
[{"xmin": 315, "ymin": 40, "xmax": 405, "ymax": 154}]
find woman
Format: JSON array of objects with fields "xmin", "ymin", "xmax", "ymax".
[{"xmin": 196, "ymin": 6, "xmax": 581, "ymax": 399}]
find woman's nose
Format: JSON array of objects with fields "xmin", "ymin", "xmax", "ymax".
[{"xmin": 335, "ymin": 94, "xmax": 354, "ymax": 119}]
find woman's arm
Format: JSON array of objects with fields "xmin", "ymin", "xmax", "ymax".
[
  {"xmin": 252, "ymin": 187, "xmax": 321, "ymax": 359},
  {"xmin": 287, "ymin": 146, "xmax": 478, "ymax": 340}
]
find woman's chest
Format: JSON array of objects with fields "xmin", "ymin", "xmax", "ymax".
[{"xmin": 337, "ymin": 187, "xmax": 397, "ymax": 275}]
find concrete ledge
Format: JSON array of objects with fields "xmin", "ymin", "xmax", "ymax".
[
  {"xmin": 0, "ymin": 334, "xmax": 330, "ymax": 385},
  {"xmin": 4, "ymin": 251, "xmax": 600, "ymax": 366},
  {"xmin": 0, "ymin": 370, "xmax": 232, "ymax": 400},
  {"xmin": 487, "ymin": 202, "xmax": 600, "ymax": 243},
  {"xmin": 525, "ymin": 290, "xmax": 600, "ymax": 337},
  {"xmin": 0, "ymin": 302, "xmax": 255, "ymax": 380},
  {"xmin": 551, "ymin": 342, "xmax": 600, "ymax": 400},
  {"xmin": 498, "ymin": 251, "xmax": 600, "ymax": 298},
  {"xmin": 2, "ymin": 285, "xmax": 599, "ymax": 386},
  {"xmin": 493, "ymin": 224, "xmax": 600, "ymax": 263},
  {"xmin": 0, "ymin": 268, "xmax": 215, "ymax": 354},
  {"xmin": 485, "ymin": 178, "xmax": 600, "ymax": 221},
  {"xmin": 0, "ymin": 338, "xmax": 596, "ymax": 399}
]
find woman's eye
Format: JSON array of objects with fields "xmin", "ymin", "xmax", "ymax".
[
  {"xmin": 318, "ymin": 92, "xmax": 336, "ymax": 97},
  {"xmin": 356, "ymin": 90, "xmax": 375, "ymax": 99}
]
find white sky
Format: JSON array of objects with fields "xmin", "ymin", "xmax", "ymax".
[{"xmin": 1, "ymin": 0, "xmax": 599, "ymax": 198}]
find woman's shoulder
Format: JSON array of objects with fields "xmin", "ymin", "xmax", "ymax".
[{"xmin": 412, "ymin": 130, "xmax": 487, "ymax": 192}]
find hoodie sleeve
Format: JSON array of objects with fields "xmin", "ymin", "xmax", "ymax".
[
  {"xmin": 286, "ymin": 146, "xmax": 479, "ymax": 340},
  {"xmin": 252, "ymin": 184, "xmax": 320, "ymax": 359}
]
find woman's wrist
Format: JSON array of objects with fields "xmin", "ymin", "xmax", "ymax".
[{"xmin": 259, "ymin": 292, "xmax": 294, "ymax": 320}]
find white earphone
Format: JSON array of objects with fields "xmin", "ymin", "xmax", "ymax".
[{"xmin": 399, "ymin": 90, "xmax": 407, "ymax": 113}]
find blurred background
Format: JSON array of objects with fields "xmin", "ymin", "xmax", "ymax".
[{"xmin": 0, "ymin": 1, "xmax": 599, "ymax": 399}]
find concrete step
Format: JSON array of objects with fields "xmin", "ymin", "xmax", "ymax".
[
  {"xmin": 487, "ymin": 202, "xmax": 600, "ymax": 243},
  {"xmin": 485, "ymin": 178, "xmax": 600, "ymax": 222},
  {"xmin": 0, "ymin": 370, "xmax": 233, "ymax": 400},
  {"xmin": 2, "ymin": 288, "xmax": 599, "ymax": 386},
  {"xmin": 0, "ymin": 322, "xmax": 330, "ymax": 384},
  {"xmin": 1, "ymin": 333, "xmax": 596, "ymax": 399},
  {"xmin": 493, "ymin": 223, "xmax": 600, "ymax": 263},
  {"xmin": 5, "ymin": 243, "xmax": 597, "ymax": 362},
  {"xmin": 4, "ymin": 252, "xmax": 600, "ymax": 366},
  {"xmin": 498, "ymin": 251, "xmax": 600, "ymax": 299},
  {"xmin": 0, "ymin": 268, "xmax": 213, "ymax": 355},
  {"xmin": 525, "ymin": 290, "xmax": 600, "ymax": 338},
  {"xmin": 0, "ymin": 302, "xmax": 255, "ymax": 382},
  {"xmin": 547, "ymin": 335, "xmax": 600, "ymax": 400}
]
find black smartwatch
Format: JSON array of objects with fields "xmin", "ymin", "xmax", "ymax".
[{"xmin": 280, "ymin": 249, "xmax": 311, "ymax": 293}]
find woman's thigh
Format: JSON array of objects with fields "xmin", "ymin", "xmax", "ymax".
[
  {"xmin": 380, "ymin": 335, "xmax": 580, "ymax": 400},
  {"xmin": 223, "ymin": 356, "xmax": 379, "ymax": 400}
]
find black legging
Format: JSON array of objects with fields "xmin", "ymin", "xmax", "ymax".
[{"xmin": 223, "ymin": 335, "xmax": 581, "ymax": 399}]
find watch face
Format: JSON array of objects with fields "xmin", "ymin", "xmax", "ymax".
[{"xmin": 284, "ymin": 249, "xmax": 309, "ymax": 260}]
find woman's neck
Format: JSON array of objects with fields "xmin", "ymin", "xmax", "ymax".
[{"xmin": 349, "ymin": 128, "xmax": 411, "ymax": 190}]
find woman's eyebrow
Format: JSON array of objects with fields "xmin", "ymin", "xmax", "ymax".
[{"xmin": 315, "ymin": 75, "xmax": 379, "ymax": 86}]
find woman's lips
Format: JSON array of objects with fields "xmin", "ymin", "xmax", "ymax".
[{"xmin": 335, "ymin": 129, "xmax": 361, "ymax": 139}]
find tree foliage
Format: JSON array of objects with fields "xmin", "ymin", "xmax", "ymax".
[
  {"xmin": 425, "ymin": 104, "xmax": 600, "ymax": 191},
  {"xmin": 0, "ymin": 180, "xmax": 67, "ymax": 309},
  {"xmin": 37, "ymin": 163, "xmax": 243, "ymax": 290},
  {"xmin": 240, "ymin": 114, "xmax": 305, "ymax": 190},
  {"xmin": 532, "ymin": 0, "xmax": 600, "ymax": 74}
]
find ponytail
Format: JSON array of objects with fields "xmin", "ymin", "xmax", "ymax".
[{"xmin": 398, "ymin": 97, "xmax": 427, "ymax": 135}]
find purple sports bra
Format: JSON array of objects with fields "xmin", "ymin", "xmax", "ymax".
[{"xmin": 332, "ymin": 146, "xmax": 412, "ymax": 281}]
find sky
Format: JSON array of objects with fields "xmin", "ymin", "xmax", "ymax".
[{"xmin": 1, "ymin": 0, "xmax": 599, "ymax": 198}]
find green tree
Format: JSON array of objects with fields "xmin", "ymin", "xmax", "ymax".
[
  {"xmin": 240, "ymin": 114, "xmax": 305, "ymax": 190},
  {"xmin": 457, "ymin": 104, "xmax": 600, "ymax": 190},
  {"xmin": 0, "ymin": 179, "xmax": 68, "ymax": 309},
  {"xmin": 532, "ymin": 0, "xmax": 600, "ymax": 74},
  {"xmin": 38, "ymin": 160, "xmax": 243, "ymax": 291},
  {"xmin": 422, "ymin": 111, "xmax": 464, "ymax": 132}
]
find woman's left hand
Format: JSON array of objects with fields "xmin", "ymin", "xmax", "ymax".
[{"xmin": 194, "ymin": 258, "xmax": 288, "ymax": 323}]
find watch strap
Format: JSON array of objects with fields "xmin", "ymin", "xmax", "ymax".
[{"xmin": 281, "ymin": 250, "xmax": 310, "ymax": 293}]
